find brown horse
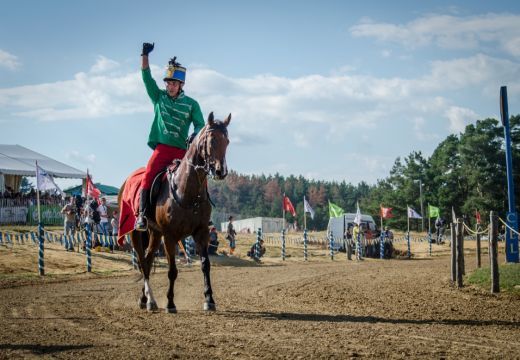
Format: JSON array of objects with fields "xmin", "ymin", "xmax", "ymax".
[{"xmin": 120, "ymin": 112, "xmax": 231, "ymax": 313}]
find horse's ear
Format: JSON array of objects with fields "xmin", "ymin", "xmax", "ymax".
[
  {"xmin": 223, "ymin": 113, "xmax": 232, "ymax": 126},
  {"xmin": 208, "ymin": 112, "xmax": 215, "ymax": 125}
]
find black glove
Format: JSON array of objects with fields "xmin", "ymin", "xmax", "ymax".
[
  {"xmin": 141, "ymin": 42, "xmax": 154, "ymax": 56},
  {"xmin": 186, "ymin": 133, "xmax": 197, "ymax": 146}
]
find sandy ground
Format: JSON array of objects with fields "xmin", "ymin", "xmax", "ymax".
[{"xmin": 0, "ymin": 235, "xmax": 518, "ymax": 359}]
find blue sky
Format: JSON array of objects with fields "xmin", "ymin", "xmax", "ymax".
[{"xmin": 1, "ymin": 0, "xmax": 519, "ymax": 190}]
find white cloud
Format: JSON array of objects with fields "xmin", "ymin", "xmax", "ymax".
[
  {"xmin": 0, "ymin": 49, "xmax": 21, "ymax": 70},
  {"xmin": 445, "ymin": 106, "xmax": 479, "ymax": 133},
  {"xmin": 66, "ymin": 150, "xmax": 96, "ymax": 164},
  {"xmin": 350, "ymin": 13, "xmax": 520, "ymax": 57},
  {"xmin": 89, "ymin": 56, "xmax": 120, "ymax": 74}
]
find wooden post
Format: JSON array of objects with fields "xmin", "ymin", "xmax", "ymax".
[
  {"xmin": 347, "ymin": 240, "xmax": 352, "ymax": 260},
  {"xmin": 489, "ymin": 212, "xmax": 500, "ymax": 293},
  {"xmin": 450, "ymin": 222, "xmax": 456, "ymax": 283},
  {"xmin": 456, "ymin": 219, "xmax": 464, "ymax": 288},
  {"xmin": 476, "ymin": 224, "xmax": 481, "ymax": 268}
]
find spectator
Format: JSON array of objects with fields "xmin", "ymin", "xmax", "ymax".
[
  {"xmin": 226, "ymin": 216, "xmax": 237, "ymax": 255},
  {"xmin": 435, "ymin": 217, "xmax": 446, "ymax": 244},
  {"xmin": 97, "ymin": 197, "xmax": 109, "ymax": 236},
  {"xmin": 247, "ymin": 239, "xmax": 266, "ymax": 260},
  {"xmin": 111, "ymin": 210, "xmax": 119, "ymax": 238},
  {"xmin": 384, "ymin": 226, "xmax": 394, "ymax": 240},
  {"xmin": 61, "ymin": 197, "xmax": 76, "ymax": 249},
  {"xmin": 208, "ymin": 226, "xmax": 219, "ymax": 255}
]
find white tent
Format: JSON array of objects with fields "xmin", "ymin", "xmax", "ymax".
[{"xmin": 0, "ymin": 144, "xmax": 86, "ymax": 193}]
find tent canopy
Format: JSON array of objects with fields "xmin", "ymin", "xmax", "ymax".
[
  {"xmin": 0, "ymin": 144, "xmax": 86, "ymax": 179},
  {"xmin": 64, "ymin": 183, "xmax": 119, "ymax": 196}
]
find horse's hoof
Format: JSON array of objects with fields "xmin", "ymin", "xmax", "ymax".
[
  {"xmin": 138, "ymin": 300, "xmax": 146, "ymax": 309},
  {"xmin": 147, "ymin": 301, "xmax": 158, "ymax": 312},
  {"xmin": 165, "ymin": 306, "xmax": 177, "ymax": 314},
  {"xmin": 203, "ymin": 302, "xmax": 216, "ymax": 311}
]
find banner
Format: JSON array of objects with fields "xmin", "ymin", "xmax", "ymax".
[
  {"xmin": 303, "ymin": 196, "xmax": 315, "ymax": 219},
  {"xmin": 36, "ymin": 164, "xmax": 62, "ymax": 195},
  {"xmin": 27, "ymin": 205, "xmax": 63, "ymax": 225},
  {"xmin": 354, "ymin": 202, "xmax": 362, "ymax": 225},
  {"xmin": 328, "ymin": 201, "xmax": 344, "ymax": 218},
  {"xmin": 428, "ymin": 205, "xmax": 440, "ymax": 218},
  {"xmin": 407, "ymin": 207, "xmax": 422, "ymax": 219},
  {"xmin": 283, "ymin": 195, "xmax": 296, "ymax": 217},
  {"xmin": 380, "ymin": 206, "xmax": 393, "ymax": 219}
]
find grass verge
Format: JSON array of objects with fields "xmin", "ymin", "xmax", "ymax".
[{"xmin": 467, "ymin": 263, "xmax": 520, "ymax": 294}]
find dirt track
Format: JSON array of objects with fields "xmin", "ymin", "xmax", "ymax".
[{"xmin": 0, "ymin": 248, "xmax": 519, "ymax": 359}]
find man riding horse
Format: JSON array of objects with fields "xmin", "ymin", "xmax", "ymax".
[{"xmin": 137, "ymin": 42, "xmax": 205, "ymax": 231}]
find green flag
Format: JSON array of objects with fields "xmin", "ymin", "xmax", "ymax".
[
  {"xmin": 328, "ymin": 201, "xmax": 344, "ymax": 218},
  {"xmin": 428, "ymin": 205, "xmax": 440, "ymax": 218}
]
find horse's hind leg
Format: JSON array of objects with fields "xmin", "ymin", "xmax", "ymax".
[
  {"xmin": 130, "ymin": 231, "xmax": 148, "ymax": 309},
  {"xmin": 131, "ymin": 230, "xmax": 160, "ymax": 311},
  {"xmin": 141, "ymin": 230, "xmax": 162, "ymax": 311},
  {"xmin": 163, "ymin": 235, "xmax": 178, "ymax": 313}
]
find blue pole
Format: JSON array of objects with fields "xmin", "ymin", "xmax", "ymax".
[
  {"xmin": 500, "ymin": 86, "xmax": 519, "ymax": 263},
  {"xmin": 380, "ymin": 231, "xmax": 385, "ymax": 259},
  {"xmin": 86, "ymin": 223, "xmax": 92, "ymax": 272},
  {"xmin": 303, "ymin": 228, "xmax": 308, "ymax": 261},
  {"xmin": 255, "ymin": 228, "xmax": 262, "ymax": 259},
  {"xmin": 356, "ymin": 231, "xmax": 362, "ymax": 260},
  {"xmin": 38, "ymin": 223, "xmax": 44, "ymax": 276},
  {"xmin": 428, "ymin": 231, "xmax": 432, "ymax": 257},
  {"xmin": 281, "ymin": 228, "xmax": 286, "ymax": 261}
]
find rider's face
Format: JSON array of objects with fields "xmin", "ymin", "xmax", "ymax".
[{"xmin": 165, "ymin": 80, "xmax": 182, "ymax": 97}]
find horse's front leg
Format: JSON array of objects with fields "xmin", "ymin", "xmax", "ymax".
[
  {"xmin": 141, "ymin": 230, "xmax": 162, "ymax": 311},
  {"xmin": 163, "ymin": 236, "xmax": 178, "ymax": 313},
  {"xmin": 195, "ymin": 234, "xmax": 216, "ymax": 311}
]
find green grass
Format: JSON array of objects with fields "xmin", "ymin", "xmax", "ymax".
[{"xmin": 467, "ymin": 263, "xmax": 520, "ymax": 294}]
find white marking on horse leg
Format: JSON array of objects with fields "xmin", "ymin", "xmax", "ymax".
[{"xmin": 144, "ymin": 278, "xmax": 156, "ymax": 306}]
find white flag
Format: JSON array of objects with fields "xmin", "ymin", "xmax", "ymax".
[
  {"xmin": 407, "ymin": 207, "xmax": 422, "ymax": 219},
  {"xmin": 303, "ymin": 196, "xmax": 315, "ymax": 219},
  {"xmin": 354, "ymin": 202, "xmax": 362, "ymax": 225},
  {"xmin": 36, "ymin": 164, "xmax": 62, "ymax": 195}
]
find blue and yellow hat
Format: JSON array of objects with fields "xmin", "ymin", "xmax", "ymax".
[{"xmin": 163, "ymin": 57, "xmax": 186, "ymax": 83}]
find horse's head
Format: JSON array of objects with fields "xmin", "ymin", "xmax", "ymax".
[{"xmin": 198, "ymin": 112, "xmax": 231, "ymax": 180}]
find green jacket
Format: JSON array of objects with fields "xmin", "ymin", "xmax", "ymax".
[{"xmin": 142, "ymin": 67, "xmax": 205, "ymax": 150}]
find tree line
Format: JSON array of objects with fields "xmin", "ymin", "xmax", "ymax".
[{"xmin": 209, "ymin": 116, "xmax": 519, "ymax": 231}]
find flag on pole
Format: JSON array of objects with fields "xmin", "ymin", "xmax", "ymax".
[
  {"xmin": 86, "ymin": 172, "xmax": 101, "ymax": 199},
  {"xmin": 36, "ymin": 164, "xmax": 62, "ymax": 195},
  {"xmin": 303, "ymin": 196, "xmax": 315, "ymax": 219},
  {"xmin": 328, "ymin": 201, "xmax": 344, "ymax": 218},
  {"xmin": 380, "ymin": 205, "xmax": 393, "ymax": 219},
  {"xmin": 283, "ymin": 195, "xmax": 296, "ymax": 217},
  {"xmin": 407, "ymin": 206, "xmax": 422, "ymax": 219},
  {"xmin": 428, "ymin": 205, "xmax": 440, "ymax": 218},
  {"xmin": 354, "ymin": 202, "xmax": 362, "ymax": 225},
  {"xmin": 475, "ymin": 209, "xmax": 481, "ymax": 224}
]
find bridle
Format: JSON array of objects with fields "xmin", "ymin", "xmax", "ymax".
[
  {"xmin": 187, "ymin": 124, "xmax": 228, "ymax": 180},
  {"xmin": 169, "ymin": 123, "xmax": 228, "ymax": 211}
]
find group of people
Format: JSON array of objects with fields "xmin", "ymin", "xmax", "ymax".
[{"xmin": 60, "ymin": 196, "xmax": 119, "ymax": 239}]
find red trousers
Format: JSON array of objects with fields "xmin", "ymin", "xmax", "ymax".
[{"xmin": 141, "ymin": 144, "xmax": 186, "ymax": 190}]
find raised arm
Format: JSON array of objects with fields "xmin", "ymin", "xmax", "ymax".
[{"xmin": 141, "ymin": 42, "xmax": 154, "ymax": 69}]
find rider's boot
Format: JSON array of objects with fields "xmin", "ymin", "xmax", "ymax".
[{"xmin": 135, "ymin": 189, "xmax": 149, "ymax": 232}]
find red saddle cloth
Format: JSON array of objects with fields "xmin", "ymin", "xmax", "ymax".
[{"xmin": 117, "ymin": 167, "xmax": 145, "ymax": 246}]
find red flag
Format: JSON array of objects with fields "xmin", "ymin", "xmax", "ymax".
[
  {"xmin": 86, "ymin": 174, "xmax": 101, "ymax": 199},
  {"xmin": 475, "ymin": 210, "xmax": 481, "ymax": 224},
  {"xmin": 380, "ymin": 206, "xmax": 393, "ymax": 219},
  {"xmin": 283, "ymin": 195, "xmax": 296, "ymax": 217}
]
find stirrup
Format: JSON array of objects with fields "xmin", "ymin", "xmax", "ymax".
[{"xmin": 135, "ymin": 214, "xmax": 148, "ymax": 232}]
